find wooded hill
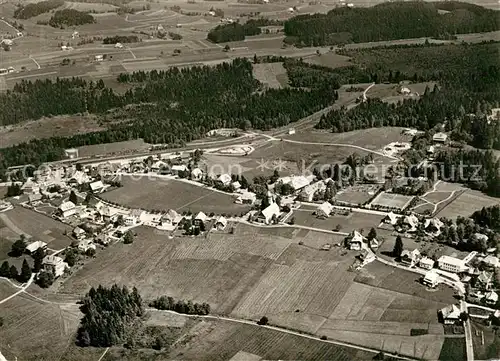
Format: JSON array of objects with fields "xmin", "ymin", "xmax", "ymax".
[
  {"xmin": 13, "ymin": 0, "xmax": 64, "ymax": 20},
  {"xmin": 48, "ymin": 9, "xmax": 96, "ymax": 27},
  {"xmin": 283, "ymin": 2, "xmax": 500, "ymax": 46},
  {"xmin": 0, "ymin": 59, "xmax": 333, "ymax": 174}
]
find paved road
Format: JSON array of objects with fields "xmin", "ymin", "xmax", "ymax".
[{"xmin": 461, "ymin": 300, "xmax": 475, "ymax": 361}]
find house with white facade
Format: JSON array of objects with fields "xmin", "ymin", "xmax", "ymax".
[
  {"xmin": 89, "ymin": 180, "xmax": 105, "ymax": 193},
  {"xmin": 438, "ymin": 255, "xmax": 468, "ymax": 273},
  {"xmin": 59, "ymin": 201, "xmax": 76, "ymax": 218},
  {"xmin": 257, "ymin": 203, "xmax": 280, "ymax": 224},
  {"xmin": 439, "ymin": 304, "xmax": 461, "ymax": 324},
  {"xmin": 422, "ymin": 270, "xmax": 439, "ymax": 288},
  {"xmin": 235, "ymin": 191, "xmax": 256, "ymax": 205},
  {"xmin": 347, "ymin": 230, "xmax": 364, "ymax": 251},
  {"xmin": 191, "ymin": 168, "xmax": 203, "ymax": 180},
  {"xmin": 26, "ymin": 241, "xmax": 47, "ymax": 254},
  {"xmin": 43, "ymin": 255, "xmax": 69, "ymax": 277},
  {"xmin": 401, "ymin": 249, "xmax": 421, "ymax": 267},
  {"xmin": 215, "ymin": 216, "xmax": 228, "ymax": 230},
  {"xmin": 299, "ymin": 181, "xmax": 326, "ymax": 202},
  {"xmin": 194, "ymin": 211, "xmax": 207, "ymax": 226},
  {"xmin": 218, "ymin": 174, "xmax": 232, "ymax": 186},
  {"xmin": 316, "ymin": 201, "xmax": 333, "ymax": 218},
  {"xmin": 419, "ymin": 257, "xmax": 434, "ymax": 270}
]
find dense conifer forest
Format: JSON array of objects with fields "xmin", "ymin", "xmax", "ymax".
[
  {"xmin": 0, "ymin": 59, "xmax": 333, "ymax": 173},
  {"xmin": 283, "ymin": 2, "xmax": 500, "ymax": 46},
  {"xmin": 13, "ymin": 0, "xmax": 64, "ymax": 19}
]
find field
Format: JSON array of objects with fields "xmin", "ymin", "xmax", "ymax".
[
  {"xmin": 101, "ymin": 176, "xmax": 250, "ymax": 216},
  {"xmin": 0, "ymin": 206, "xmax": 72, "ymax": 250},
  {"xmin": 355, "ymin": 261, "xmax": 456, "ymax": 303},
  {"xmin": 370, "ymin": 191, "xmax": 414, "ymax": 211},
  {"xmin": 252, "ymin": 62, "xmax": 288, "ymax": 89},
  {"xmin": 335, "ymin": 185, "xmax": 380, "ymax": 205},
  {"xmin": 304, "ymin": 51, "xmax": 352, "ymax": 69},
  {"xmin": 0, "ymin": 293, "xmax": 82, "ymax": 361},
  {"xmin": 78, "ymin": 139, "xmax": 151, "ymax": 158},
  {"xmin": 166, "ymin": 319, "xmax": 377, "ymax": 361},
  {"xmin": 438, "ymin": 337, "xmax": 467, "ymax": 361},
  {"xmin": 0, "ymin": 115, "xmax": 105, "ymax": 148},
  {"xmin": 471, "ymin": 320, "xmax": 500, "ymax": 360},
  {"xmin": 436, "ymin": 188, "xmax": 500, "ymax": 219},
  {"xmin": 0, "ymin": 278, "xmax": 17, "ymax": 299},
  {"xmin": 293, "ymin": 207, "xmax": 383, "ymax": 233},
  {"xmin": 317, "ymin": 282, "xmax": 447, "ymax": 360},
  {"xmin": 411, "ymin": 181, "xmax": 466, "ymax": 216}
]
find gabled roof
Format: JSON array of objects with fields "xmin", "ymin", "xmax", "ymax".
[
  {"xmin": 478, "ymin": 271, "xmax": 493, "ymax": 284},
  {"xmin": 59, "ymin": 201, "xmax": 76, "ymax": 212},
  {"xmin": 194, "ymin": 211, "xmax": 207, "ymax": 222},
  {"xmin": 350, "ymin": 230, "xmax": 363, "ymax": 244},
  {"xmin": 218, "ymin": 174, "xmax": 232, "ymax": 185},
  {"xmin": 172, "ymin": 165, "xmax": 187, "ymax": 172},
  {"xmin": 404, "ymin": 214, "xmax": 419, "ymax": 227},
  {"xmin": 191, "ymin": 168, "xmax": 203, "ymax": 176},
  {"xmin": 424, "ymin": 270, "xmax": 439, "ymax": 283},
  {"xmin": 440, "ymin": 304, "xmax": 460, "ymax": 319},
  {"xmin": 73, "ymin": 226, "xmax": 85, "ymax": 235},
  {"xmin": 26, "ymin": 241, "xmax": 47, "ymax": 253},
  {"xmin": 424, "ymin": 218, "xmax": 444, "ymax": 230},
  {"xmin": 261, "ymin": 203, "xmax": 280, "ymax": 223},
  {"xmin": 216, "ymin": 216, "xmax": 228, "ymax": 227},
  {"xmin": 385, "ymin": 211, "xmax": 398, "ymax": 224},
  {"xmin": 486, "ymin": 291, "xmax": 498, "ymax": 302},
  {"xmin": 89, "ymin": 180, "xmax": 104, "ymax": 191},
  {"xmin": 420, "ymin": 256, "xmax": 434, "ymax": 265},
  {"xmin": 317, "ymin": 201, "xmax": 333, "ymax": 216},
  {"xmin": 43, "ymin": 255, "xmax": 65, "ymax": 266}
]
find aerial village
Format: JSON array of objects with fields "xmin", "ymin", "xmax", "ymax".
[{"xmin": 1, "ymin": 128, "xmax": 499, "ymax": 325}]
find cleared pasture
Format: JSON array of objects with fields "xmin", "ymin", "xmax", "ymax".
[
  {"xmin": 78, "ymin": 139, "xmax": 150, "ymax": 157},
  {"xmin": 335, "ymin": 185, "xmax": 380, "ymax": 205},
  {"xmin": 436, "ymin": 189, "xmax": 500, "ymax": 219},
  {"xmin": 252, "ymin": 62, "xmax": 288, "ymax": 88},
  {"xmin": 283, "ymin": 127, "xmax": 411, "ymax": 151},
  {"xmin": 293, "ymin": 208, "xmax": 383, "ymax": 233},
  {"xmin": 1, "ymin": 207, "xmax": 72, "ymax": 249},
  {"xmin": 0, "ymin": 114, "xmax": 104, "ymax": 148},
  {"xmin": 58, "ymin": 226, "xmax": 277, "ymax": 314},
  {"xmin": 304, "ymin": 51, "xmax": 352, "ymax": 68},
  {"xmin": 0, "ymin": 278, "xmax": 17, "ymax": 299},
  {"xmin": 0, "ymin": 293, "xmax": 81, "ymax": 361},
  {"xmin": 168, "ymin": 319, "xmax": 376, "ymax": 361},
  {"xmin": 370, "ymin": 191, "xmax": 414, "ymax": 210},
  {"xmin": 355, "ymin": 260, "xmax": 456, "ymax": 304},
  {"xmin": 102, "ymin": 176, "xmax": 250, "ymax": 216}
]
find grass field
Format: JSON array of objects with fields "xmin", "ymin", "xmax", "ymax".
[
  {"xmin": 304, "ymin": 51, "xmax": 352, "ymax": 69},
  {"xmin": 355, "ymin": 261, "xmax": 456, "ymax": 303},
  {"xmin": 0, "ymin": 293, "xmax": 81, "ymax": 361},
  {"xmin": 471, "ymin": 320, "xmax": 500, "ymax": 360},
  {"xmin": 1, "ymin": 207, "xmax": 72, "ymax": 250},
  {"xmin": 436, "ymin": 188, "xmax": 500, "ymax": 219},
  {"xmin": 438, "ymin": 337, "xmax": 467, "ymax": 361},
  {"xmin": 102, "ymin": 176, "xmax": 250, "ymax": 216},
  {"xmin": 335, "ymin": 185, "xmax": 380, "ymax": 205},
  {"xmin": 0, "ymin": 115, "xmax": 104, "ymax": 148},
  {"xmin": 252, "ymin": 62, "xmax": 288, "ymax": 88},
  {"xmin": 0, "ymin": 278, "xmax": 17, "ymax": 299},
  {"xmin": 370, "ymin": 192, "xmax": 414, "ymax": 210},
  {"xmin": 78, "ymin": 139, "xmax": 151, "ymax": 158},
  {"xmin": 167, "ymin": 319, "xmax": 377, "ymax": 361},
  {"xmin": 293, "ymin": 208, "xmax": 383, "ymax": 233}
]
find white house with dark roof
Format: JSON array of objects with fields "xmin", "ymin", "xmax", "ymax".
[
  {"xmin": 218, "ymin": 174, "xmax": 232, "ymax": 186},
  {"xmin": 59, "ymin": 201, "xmax": 76, "ymax": 218},
  {"xmin": 422, "ymin": 270, "xmax": 439, "ymax": 288},
  {"xmin": 26, "ymin": 240, "xmax": 47, "ymax": 254},
  {"xmin": 89, "ymin": 180, "xmax": 104, "ymax": 193},
  {"xmin": 439, "ymin": 304, "xmax": 461, "ymax": 324},
  {"xmin": 43, "ymin": 255, "xmax": 69, "ymax": 278},
  {"xmin": 194, "ymin": 211, "xmax": 207, "ymax": 226},
  {"xmin": 348, "ymin": 230, "xmax": 364, "ymax": 251},
  {"xmin": 191, "ymin": 168, "xmax": 203, "ymax": 180},
  {"xmin": 215, "ymin": 216, "xmax": 228, "ymax": 230},
  {"xmin": 257, "ymin": 203, "xmax": 280, "ymax": 224},
  {"xmin": 316, "ymin": 201, "xmax": 333, "ymax": 218}
]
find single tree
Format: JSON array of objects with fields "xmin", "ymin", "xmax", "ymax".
[
  {"xmin": 32, "ymin": 247, "xmax": 45, "ymax": 272},
  {"xmin": 124, "ymin": 231, "xmax": 134, "ymax": 244},
  {"xmin": 368, "ymin": 227, "xmax": 377, "ymax": 240},
  {"xmin": 19, "ymin": 259, "xmax": 32, "ymax": 283},
  {"xmin": 9, "ymin": 265, "xmax": 18, "ymax": 280},
  {"xmin": 69, "ymin": 190, "xmax": 78, "ymax": 205},
  {"xmin": 393, "ymin": 235, "xmax": 403, "ymax": 259},
  {"xmin": 36, "ymin": 271, "xmax": 54, "ymax": 288},
  {"xmin": 0, "ymin": 261, "xmax": 10, "ymax": 277},
  {"xmin": 459, "ymin": 312, "xmax": 469, "ymax": 322},
  {"xmin": 64, "ymin": 249, "xmax": 79, "ymax": 267},
  {"xmin": 10, "ymin": 238, "xmax": 26, "ymax": 257},
  {"xmin": 257, "ymin": 316, "xmax": 269, "ymax": 325}
]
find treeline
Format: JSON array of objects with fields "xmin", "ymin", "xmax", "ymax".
[
  {"xmin": 207, "ymin": 22, "xmax": 261, "ymax": 43},
  {"xmin": 283, "ymin": 1, "xmax": 500, "ymax": 46},
  {"xmin": 103, "ymin": 35, "xmax": 138, "ymax": 44},
  {"xmin": 433, "ymin": 149, "xmax": 500, "ymax": 197},
  {"xmin": 149, "ymin": 296, "xmax": 211, "ymax": 315},
  {"xmin": 0, "ymin": 59, "xmax": 334, "ymax": 172},
  {"xmin": 472, "ymin": 205, "xmax": 500, "ymax": 231},
  {"xmin": 77, "ymin": 285, "xmax": 144, "ymax": 347},
  {"xmin": 13, "ymin": 0, "xmax": 64, "ymax": 19},
  {"xmin": 48, "ymin": 9, "xmax": 95, "ymax": 28}
]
